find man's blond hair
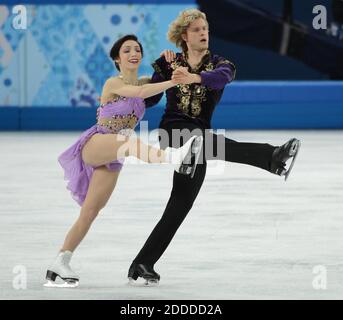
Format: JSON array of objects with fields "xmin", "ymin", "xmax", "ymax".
[{"xmin": 167, "ymin": 8, "xmax": 208, "ymax": 52}]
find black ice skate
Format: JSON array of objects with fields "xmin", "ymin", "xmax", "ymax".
[
  {"xmin": 177, "ymin": 135, "xmax": 203, "ymax": 178},
  {"xmin": 271, "ymin": 138, "xmax": 301, "ymax": 181},
  {"xmin": 128, "ymin": 263, "xmax": 160, "ymax": 286}
]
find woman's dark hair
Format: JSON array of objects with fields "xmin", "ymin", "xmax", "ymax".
[{"xmin": 110, "ymin": 34, "xmax": 144, "ymax": 71}]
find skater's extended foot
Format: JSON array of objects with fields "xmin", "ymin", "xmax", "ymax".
[
  {"xmin": 128, "ymin": 262, "xmax": 160, "ymax": 286},
  {"xmin": 270, "ymin": 138, "xmax": 301, "ymax": 180},
  {"xmin": 44, "ymin": 251, "xmax": 79, "ymax": 288},
  {"xmin": 165, "ymin": 135, "xmax": 203, "ymax": 178}
]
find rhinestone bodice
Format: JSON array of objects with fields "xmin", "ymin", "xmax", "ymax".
[{"xmin": 96, "ymin": 96, "xmax": 145, "ymax": 135}]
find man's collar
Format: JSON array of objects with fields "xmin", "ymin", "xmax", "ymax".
[{"xmin": 181, "ymin": 50, "xmax": 211, "ymax": 70}]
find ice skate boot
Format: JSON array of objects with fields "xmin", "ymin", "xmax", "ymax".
[
  {"xmin": 271, "ymin": 138, "xmax": 301, "ymax": 181},
  {"xmin": 165, "ymin": 135, "xmax": 203, "ymax": 178},
  {"xmin": 128, "ymin": 263, "xmax": 160, "ymax": 286},
  {"xmin": 44, "ymin": 251, "xmax": 79, "ymax": 288}
]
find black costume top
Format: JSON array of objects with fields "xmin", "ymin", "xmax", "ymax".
[{"xmin": 145, "ymin": 50, "xmax": 236, "ymax": 129}]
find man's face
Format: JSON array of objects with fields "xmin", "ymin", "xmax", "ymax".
[{"xmin": 183, "ymin": 18, "xmax": 209, "ymax": 52}]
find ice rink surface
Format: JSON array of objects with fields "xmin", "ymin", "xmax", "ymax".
[{"xmin": 0, "ymin": 130, "xmax": 342, "ymax": 300}]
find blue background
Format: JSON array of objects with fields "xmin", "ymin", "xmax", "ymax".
[{"xmin": 0, "ymin": 0, "xmax": 342, "ymax": 130}]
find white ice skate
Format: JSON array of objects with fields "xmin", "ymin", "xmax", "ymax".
[
  {"xmin": 44, "ymin": 251, "xmax": 79, "ymax": 288},
  {"xmin": 165, "ymin": 135, "xmax": 203, "ymax": 178}
]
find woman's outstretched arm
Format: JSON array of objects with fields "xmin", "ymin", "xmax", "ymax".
[{"xmin": 105, "ymin": 77, "xmax": 176, "ymax": 99}]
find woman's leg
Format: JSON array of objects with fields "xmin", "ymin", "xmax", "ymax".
[
  {"xmin": 61, "ymin": 166, "xmax": 120, "ymax": 252},
  {"xmin": 81, "ymin": 133, "xmax": 166, "ymax": 168}
]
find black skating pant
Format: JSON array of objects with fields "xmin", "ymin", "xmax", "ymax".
[{"xmin": 132, "ymin": 122, "xmax": 276, "ymax": 266}]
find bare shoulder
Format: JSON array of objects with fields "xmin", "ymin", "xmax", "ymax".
[
  {"xmin": 101, "ymin": 77, "xmax": 123, "ymax": 104},
  {"xmin": 104, "ymin": 76, "xmax": 123, "ymax": 88},
  {"xmin": 138, "ymin": 76, "xmax": 151, "ymax": 85}
]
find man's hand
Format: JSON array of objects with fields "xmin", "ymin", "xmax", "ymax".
[
  {"xmin": 160, "ymin": 49, "xmax": 176, "ymax": 63},
  {"xmin": 171, "ymin": 67, "xmax": 201, "ymax": 85}
]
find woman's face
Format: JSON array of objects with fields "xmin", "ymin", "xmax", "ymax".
[{"xmin": 117, "ymin": 40, "xmax": 142, "ymax": 72}]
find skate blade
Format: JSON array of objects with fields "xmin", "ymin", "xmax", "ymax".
[
  {"xmin": 128, "ymin": 277, "xmax": 159, "ymax": 287},
  {"xmin": 288, "ymin": 139, "xmax": 300, "ymax": 156},
  {"xmin": 285, "ymin": 140, "xmax": 301, "ymax": 181},
  {"xmin": 179, "ymin": 136, "xmax": 203, "ymax": 177},
  {"xmin": 190, "ymin": 136, "xmax": 203, "ymax": 178},
  {"xmin": 177, "ymin": 136, "xmax": 203, "ymax": 177},
  {"xmin": 44, "ymin": 280, "xmax": 79, "ymax": 288},
  {"xmin": 184, "ymin": 136, "xmax": 202, "ymax": 164},
  {"xmin": 191, "ymin": 136, "xmax": 203, "ymax": 153},
  {"xmin": 144, "ymin": 279, "xmax": 159, "ymax": 286}
]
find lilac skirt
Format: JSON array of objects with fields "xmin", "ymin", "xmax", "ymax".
[{"xmin": 58, "ymin": 124, "xmax": 124, "ymax": 206}]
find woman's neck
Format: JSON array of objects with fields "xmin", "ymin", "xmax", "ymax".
[{"xmin": 119, "ymin": 69, "xmax": 139, "ymax": 85}]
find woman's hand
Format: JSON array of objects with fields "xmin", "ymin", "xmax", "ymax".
[
  {"xmin": 172, "ymin": 67, "xmax": 201, "ymax": 85},
  {"xmin": 160, "ymin": 49, "xmax": 176, "ymax": 63}
]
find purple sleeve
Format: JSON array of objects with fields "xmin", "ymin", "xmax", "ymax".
[
  {"xmin": 144, "ymin": 71, "xmax": 164, "ymax": 108},
  {"xmin": 200, "ymin": 60, "xmax": 236, "ymax": 90}
]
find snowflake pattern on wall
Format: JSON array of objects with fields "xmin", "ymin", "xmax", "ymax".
[{"xmin": 0, "ymin": 4, "xmax": 191, "ymax": 107}]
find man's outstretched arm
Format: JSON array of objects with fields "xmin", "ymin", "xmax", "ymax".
[
  {"xmin": 172, "ymin": 58, "xmax": 236, "ymax": 90},
  {"xmin": 200, "ymin": 60, "xmax": 236, "ymax": 90}
]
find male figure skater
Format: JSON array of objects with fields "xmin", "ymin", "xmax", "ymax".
[{"xmin": 128, "ymin": 8, "xmax": 300, "ymax": 285}]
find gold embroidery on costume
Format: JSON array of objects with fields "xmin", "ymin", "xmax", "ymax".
[
  {"xmin": 176, "ymin": 84, "xmax": 191, "ymax": 113},
  {"xmin": 216, "ymin": 59, "xmax": 236, "ymax": 80},
  {"xmin": 97, "ymin": 96, "xmax": 126, "ymax": 121},
  {"xmin": 170, "ymin": 60, "xmax": 183, "ymax": 71},
  {"xmin": 181, "ymin": 50, "xmax": 210, "ymax": 72},
  {"xmin": 204, "ymin": 62, "xmax": 214, "ymax": 72},
  {"xmin": 97, "ymin": 110, "xmax": 138, "ymax": 134},
  {"xmin": 172, "ymin": 51, "xmax": 212, "ymax": 117},
  {"xmin": 191, "ymin": 85, "xmax": 207, "ymax": 117},
  {"xmin": 176, "ymin": 84, "xmax": 208, "ymax": 117},
  {"xmin": 217, "ymin": 59, "xmax": 235, "ymax": 66}
]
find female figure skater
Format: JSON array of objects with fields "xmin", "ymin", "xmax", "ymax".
[{"xmin": 44, "ymin": 34, "xmax": 203, "ymax": 288}]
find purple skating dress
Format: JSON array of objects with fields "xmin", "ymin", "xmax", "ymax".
[{"xmin": 58, "ymin": 96, "xmax": 145, "ymax": 206}]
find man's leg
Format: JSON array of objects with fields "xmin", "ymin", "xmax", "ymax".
[
  {"xmin": 128, "ymin": 122, "xmax": 207, "ymax": 283},
  {"xmin": 132, "ymin": 162, "xmax": 207, "ymax": 266},
  {"xmin": 205, "ymin": 131, "xmax": 276, "ymax": 171}
]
